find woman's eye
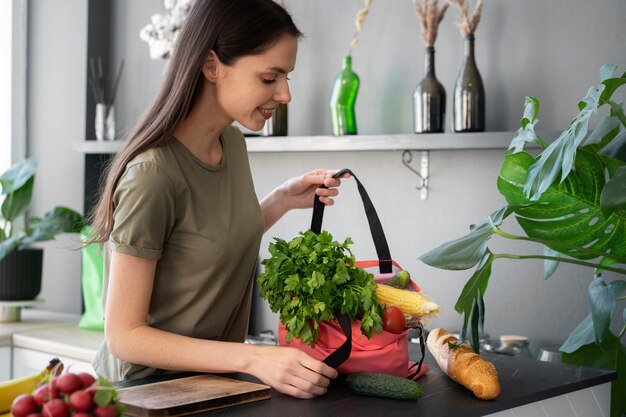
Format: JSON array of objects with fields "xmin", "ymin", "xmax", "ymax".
[{"xmin": 262, "ymin": 78, "xmax": 276, "ymax": 84}]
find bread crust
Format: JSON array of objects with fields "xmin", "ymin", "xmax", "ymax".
[{"xmin": 427, "ymin": 327, "xmax": 501, "ymax": 400}]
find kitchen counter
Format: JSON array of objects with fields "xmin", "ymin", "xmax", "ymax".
[
  {"xmin": 115, "ymin": 343, "xmax": 617, "ymax": 417},
  {"xmin": 0, "ymin": 309, "xmax": 84, "ymax": 345}
]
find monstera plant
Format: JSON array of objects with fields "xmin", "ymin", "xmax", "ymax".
[
  {"xmin": 0, "ymin": 159, "xmax": 83, "ymax": 300},
  {"xmin": 420, "ymin": 65, "xmax": 626, "ymax": 417}
]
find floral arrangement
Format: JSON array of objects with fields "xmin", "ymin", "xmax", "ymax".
[
  {"xmin": 349, "ymin": 0, "xmax": 373, "ymax": 54},
  {"xmin": 448, "ymin": 0, "xmax": 483, "ymax": 37},
  {"xmin": 411, "ymin": 0, "xmax": 450, "ymax": 48},
  {"xmin": 139, "ymin": 0, "xmax": 195, "ymax": 60}
]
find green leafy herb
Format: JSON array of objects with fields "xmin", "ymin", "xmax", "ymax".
[{"xmin": 258, "ymin": 229, "xmax": 384, "ymax": 347}]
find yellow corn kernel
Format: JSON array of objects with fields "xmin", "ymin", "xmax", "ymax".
[{"xmin": 375, "ymin": 284, "xmax": 439, "ymax": 318}]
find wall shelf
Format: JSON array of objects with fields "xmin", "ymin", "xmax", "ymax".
[{"xmin": 74, "ymin": 131, "xmax": 537, "ymax": 154}]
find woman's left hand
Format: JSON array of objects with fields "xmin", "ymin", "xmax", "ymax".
[{"xmin": 281, "ymin": 169, "xmax": 349, "ymax": 210}]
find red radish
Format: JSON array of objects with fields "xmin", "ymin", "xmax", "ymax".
[
  {"xmin": 55, "ymin": 373, "xmax": 83, "ymax": 394},
  {"xmin": 73, "ymin": 413, "xmax": 92, "ymax": 417},
  {"xmin": 42, "ymin": 398, "xmax": 70, "ymax": 417},
  {"xmin": 76, "ymin": 373, "xmax": 96, "ymax": 389},
  {"xmin": 34, "ymin": 383, "xmax": 61, "ymax": 406},
  {"xmin": 94, "ymin": 404, "xmax": 117, "ymax": 417},
  {"xmin": 26, "ymin": 414, "xmax": 44, "ymax": 417},
  {"xmin": 11, "ymin": 394, "xmax": 38, "ymax": 417},
  {"xmin": 69, "ymin": 390, "xmax": 94, "ymax": 412}
]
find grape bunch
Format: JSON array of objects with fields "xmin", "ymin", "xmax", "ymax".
[{"xmin": 11, "ymin": 372, "xmax": 123, "ymax": 417}]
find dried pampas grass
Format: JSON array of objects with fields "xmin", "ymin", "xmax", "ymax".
[
  {"xmin": 349, "ymin": 0, "xmax": 373, "ymax": 53},
  {"xmin": 412, "ymin": 0, "xmax": 449, "ymax": 47},
  {"xmin": 449, "ymin": 0, "xmax": 483, "ymax": 37}
]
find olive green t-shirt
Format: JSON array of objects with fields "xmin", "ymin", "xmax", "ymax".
[{"xmin": 93, "ymin": 126, "xmax": 264, "ymax": 381}]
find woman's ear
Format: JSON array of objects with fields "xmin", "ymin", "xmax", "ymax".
[{"xmin": 202, "ymin": 50, "xmax": 220, "ymax": 82}]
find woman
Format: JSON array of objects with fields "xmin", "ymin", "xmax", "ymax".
[{"xmin": 89, "ymin": 0, "xmax": 342, "ymax": 399}]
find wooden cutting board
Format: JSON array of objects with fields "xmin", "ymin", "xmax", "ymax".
[{"xmin": 117, "ymin": 375, "xmax": 271, "ymax": 417}]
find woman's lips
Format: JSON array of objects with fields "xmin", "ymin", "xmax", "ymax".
[{"xmin": 258, "ymin": 107, "xmax": 275, "ymax": 120}]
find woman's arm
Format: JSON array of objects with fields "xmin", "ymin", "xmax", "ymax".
[
  {"xmin": 104, "ymin": 252, "xmax": 337, "ymax": 399},
  {"xmin": 259, "ymin": 169, "xmax": 346, "ymax": 232}
]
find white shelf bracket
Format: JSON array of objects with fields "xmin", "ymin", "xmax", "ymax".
[{"xmin": 401, "ymin": 150, "xmax": 429, "ymax": 200}]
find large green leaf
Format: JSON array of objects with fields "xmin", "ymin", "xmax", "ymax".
[
  {"xmin": 418, "ymin": 207, "xmax": 513, "ymax": 270},
  {"xmin": 562, "ymin": 332, "xmax": 626, "ymax": 417},
  {"xmin": 600, "ymin": 166, "xmax": 626, "ymax": 218},
  {"xmin": 454, "ymin": 253, "xmax": 493, "ymax": 349},
  {"xmin": 498, "ymin": 150, "xmax": 626, "ymax": 262},
  {"xmin": 19, "ymin": 206, "xmax": 84, "ymax": 247},
  {"xmin": 1, "ymin": 177, "xmax": 34, "ymax": 224},
  {"xmin": 0, "ymin": 158, "xmax": 37, "ymax": 195},
  {"xmin": 599, "ymin": 129, "xmax": 626, "ymax": 163},
  {"xmin": 508, "ymin": 97, "xmax": 545, "ymax": 153},
  {"xmin": 560, "ymin": 313, "xmax": 595, "ymax": 353},
  {"xmin": 599, "ymin": 68, "xmax": 626, "ymax": 103},
  {"xmin": 0, "ymin": 237, "xmax": 20, "ymax": 263},
  {"xmin": 588, "ymin": 277, "xmax": 626, "ymax": 344}
]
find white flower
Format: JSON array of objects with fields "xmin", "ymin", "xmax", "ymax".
[{"xmin": 139, "ymin": 0, "xmax": 195, "ymax": 60}]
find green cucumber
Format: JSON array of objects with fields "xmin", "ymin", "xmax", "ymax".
[
  {"xmin": 385, "ymin": 270, "xmax": 411, "ymax": 289},
  {"xmin": 345, "ymin": 372, "xmax": 423, "ymax": 400}
]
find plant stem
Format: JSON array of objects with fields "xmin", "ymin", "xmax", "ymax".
[
  {"xmin": 606, "ymin": 99, "xmax": 626, "ymax": 128},
  {"xmin": 493, "ymin": 228, "xmax": 626, "ymax": 265},
  {"xmin": 619, "ymin": 323, "xmax": 626, "ymax": 339},
  {"xmin": 492, "ymin": 253, "xmax": 626, "ymax": 275}
]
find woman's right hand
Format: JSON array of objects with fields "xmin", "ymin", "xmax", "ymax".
[{"xmin": 248, "ymin": 346, "xmax": 338, "ymax": 399}]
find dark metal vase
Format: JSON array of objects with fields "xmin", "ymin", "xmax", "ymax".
[
  {"xmin": 413, "ymin": 47, "xmax": 446, "ymax": 133},
  {"xmin": 0, "ymin": 249, "xmax": 43, "ymax": 300},
  {"xmin": 453, "ymin": 34, "xmax": 485, "ymax": 132}
]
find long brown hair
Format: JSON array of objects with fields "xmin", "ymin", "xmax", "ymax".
[{"xmin": 87, "ymin": 0, "xmax": 302, "ymax": 244}]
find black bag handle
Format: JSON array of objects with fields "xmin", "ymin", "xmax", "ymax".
[
  {"xmin": 311, "ymin": 169, "xmax": 426, "ymax": 378},
  {"xmin": 311, "ymin": 168, "xmax": 392, "ymax": 274}
]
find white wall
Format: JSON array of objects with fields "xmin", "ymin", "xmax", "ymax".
[
  {"xmin": 27, "ymin": 0, "xmax": 87, "ymax": 313},
  {"xmin": 26, "ymin": 0, "xmax": 626, "ymax": 354}
]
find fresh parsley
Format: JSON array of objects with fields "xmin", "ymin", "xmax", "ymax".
[{"xmin": 258, "ymin": 229, "xmax": 384, "ymax": 347}]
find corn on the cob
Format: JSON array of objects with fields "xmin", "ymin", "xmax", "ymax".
[{"xmin": 375, "ymin": 284, "xmax": 439, "ymax": 318}]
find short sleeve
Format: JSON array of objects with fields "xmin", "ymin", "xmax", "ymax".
[{"xmin": 109, "ymin": 161, "xmax": 176, "ymax": 260}]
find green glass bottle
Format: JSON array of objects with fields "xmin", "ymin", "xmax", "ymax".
[{"xmin": 330, "ymin": 55, "xmax": 360, "ymax": 136}]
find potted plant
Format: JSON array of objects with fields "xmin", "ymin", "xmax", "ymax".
[
  {"xmin": 0, "ymin": 158, "xmax": 84, "ymax": 300},
  {"xmin": 419, "ymin": 65, "xmax": 626, "ymax": 417}
]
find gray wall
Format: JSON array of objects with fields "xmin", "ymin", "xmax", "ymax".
[{"xmin": 27, "ymin": 0, "xmax": 626, "ymax": 355}]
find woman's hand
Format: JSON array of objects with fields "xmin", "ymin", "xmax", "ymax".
[
  {"xmin": 247, "ymin": 346, "xmax": 338, "ymax": 399},
  {"xmin": 281, "ymin": 169, "xmax": 348, "ymax": 210},
  {"xmin": 260, "ymin": 169, "xmax": 350, "ymax": 231}
]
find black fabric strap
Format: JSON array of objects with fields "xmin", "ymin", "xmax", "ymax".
[
  {"xmin": 407, "ymin": 323, "xmax": 426, "ymax": 380},
  {"xmin": 322, "ymin": 313, "xmax": 352, "ymax": 369},
  {"xmin": 310, "ymin": 168, "xmax": 392, "ymax": 274}
]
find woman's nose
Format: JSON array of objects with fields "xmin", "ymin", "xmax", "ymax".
[{"xmin": 274, "ymin": 79, "xmax": 291, "ymax": 104}]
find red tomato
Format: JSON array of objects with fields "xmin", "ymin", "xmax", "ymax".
[{"xmin": 382, "ymin": 306, "xmax": 406, "ymax": 334}]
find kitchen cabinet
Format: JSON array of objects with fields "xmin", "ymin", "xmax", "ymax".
[{"xmin": 12, "ymin": 347, "xmax": 95, "ymax": 378}]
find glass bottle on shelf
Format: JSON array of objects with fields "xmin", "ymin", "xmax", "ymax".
[
  {"xmin": 413, "ymin": 46, "xmax": 446, "ymax": 133},
  {"xmin": 453, "ymin": 34, "xmax": 485, "ymax": 132},
  {"xmin": 329, "ymin": 55, "xmax": 359, "ymax": 136}
]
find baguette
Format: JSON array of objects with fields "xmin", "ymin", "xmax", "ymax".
[{"xmin": 427, "ymin": 327, "xmax": 500, "ymax": 400}]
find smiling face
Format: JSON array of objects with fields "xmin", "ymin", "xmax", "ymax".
[{"xmin": 211, "ymin": 34, "xmax": 298, "ymax": 132}]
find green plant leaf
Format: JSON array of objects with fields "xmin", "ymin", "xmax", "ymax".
[
  {"xmin": 0, "ymin": 159, "xmax": 37, "ymax": 195},
  {"xmin": 498, "ymin": 150, "xmax": 626, "ymax": 262},
  {"xmin": 586, "ymin": 115, "xmax": 620, "ymax": 146},
  {"xmin": 19, "ymin": 206, "xmax": 84, "ymax": 247},
  {"xmin": 560, "ymin": 314, "xmax": 595, "ymax": 353},
  {"xmin": 522, "ymin": 68, "xmax": 611, "ymax": 200},
  {"xmin": 1, "ymin": 177, "xmax": 34, "ymax": 224},
  {"xmin": 543, "ymin": 246, "xmax": 560, "ymax": 279},
  {"xmin": 599, "ymin": 129, "xmax": 626, "ymax": 163},
  {"xmin": 588, "ymin": 277, "xmax": 626, "ymax": 344},
  {"xmin": 508, "ymin": 97, "xmax": 545, "ymax": 153},
  {"xmin": 419, "ymin": 207, "xmax": 512, "ymax": 270},
  {"xmin": 455, "ymin": 253, "xmax": 493, "ymax": 346},
  {"xmin": 0, "ymin": 237, "xmax": 20, "ymax": 263},
  {"xmin": 599, "ymin": 68, "xmax": 626, "ymax": 103},
  {"xmin": 562, "ymin": 331, "xmax": 626, "ymax": 417},
  {"xmin": 600, "ymin": 166, "xmax": 626, "ymax": 218}
]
